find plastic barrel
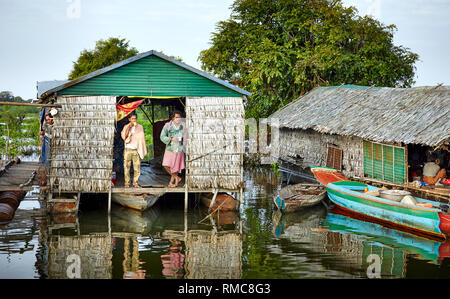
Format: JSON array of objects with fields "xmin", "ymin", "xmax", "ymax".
[
  {"xmin": 0, "ymin": 191, "xmax": 23, "ymax": 210},
  {"xmin": 0, "ymin": 203, "xmax": 15, "ymax": 222},
  {"xmin": 8, "ymin": 190, "xmax": 27, "ymax": 200}
]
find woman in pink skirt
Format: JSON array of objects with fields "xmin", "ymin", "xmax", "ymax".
[{"xmin": 160, "ymin": 110, "xmax": 185, "ymax": 187}]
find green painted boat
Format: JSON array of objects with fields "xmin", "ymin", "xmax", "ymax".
[{"xmin": 311, "ymin": 166, "xmax": 450, "ymax": 241}]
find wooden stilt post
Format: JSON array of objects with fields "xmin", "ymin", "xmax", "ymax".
[
  {"xmin": 239, "ymin": 187, "xmax": 244, "ymax": 206},
  {"xmin": 108, "ymin": 212, "xmax": 111, "ymax": 236},
  {"xmin": 239, "ymin": 219, "xmax": 243, "ymax": 235},
  {"xmin": 76, "ymin": 192, "xmax": 81, "ymax": 214},
  {"xmin": 184, "ymin": 183, "xmax": 188, "ymax": 213},
  {"xmin": 184, "ymin": 211, "xmax": 188, "ymax": 243},
  {"xmin": 208, "ymin": 188, "xmax": 219, "ymax": 214},
  {"xmin": 108, "ymin": 188, "xmax": 112, "ymax": 214}
]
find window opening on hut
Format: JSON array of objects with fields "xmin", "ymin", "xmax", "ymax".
[
  {"xmin": 326, "ymin": 145, "xmax": 342, "ymax": 171},
  {"xmin": 363, "ymin": 140, "xmax": 406, "ymax": 184},
  {"xmin": 112, "ymin": 96, "xmax": 186, "ymax": 188}
]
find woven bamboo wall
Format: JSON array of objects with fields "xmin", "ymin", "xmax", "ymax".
[
  {"xmin": 48, "ymin": 234, "xmax": 112, "ymax": 279},
  {"xmin": 278, "ymin": 128, "xmax": 364, "ymax": 178},
  {"xmin": 185, "ymin": 230, "xmax": 242, "ymax": 279},
  {"xmin": 49, "ymin": 96, "xmax": 116, "ymax": 192},
  {"xmin": 186, "ymin": 97, "xmax": 245, "ymax": 189}
]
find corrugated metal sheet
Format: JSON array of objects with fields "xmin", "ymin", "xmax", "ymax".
[
  {"xmin": 37, "ymin": 80, "xmax": 69, "ymax": 98},
  {"xmin": 269, "ymin": 85, "xmax": 450, "ymax": 147},
  {"xmin": 40, "ymin": 50, "xmax": 251, "ymax": 99}
]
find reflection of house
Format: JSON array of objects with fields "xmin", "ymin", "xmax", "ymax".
[
  {"xmin": 269, "ymin": 85, "xmax": 450, "ymax": 199},
  {"xmin": 185, "ymin": 231, "xmax": 242, "ymax": 279},
  {"xmin": 161, "ymin": 229, "xmax": 242, "ymax": 279},
  {"xmin": 48, "ymin": 234, "xmax": 112, "ymax": 279}
]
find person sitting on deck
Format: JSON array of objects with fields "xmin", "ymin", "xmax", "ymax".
[
  {"xmin": 121, "ymin": 113, "xmax": 147, "ymax": 188},
  {"xmin": 160, "ymin": 110, "xmax": 185, "ymax": 188},
  {"xmin": 39, "ymin": 113, "xmax": 53, "ymax": 169},
  {"xmin": 423, "ymin": 156, "xmax": 447, "ymax": 185}
]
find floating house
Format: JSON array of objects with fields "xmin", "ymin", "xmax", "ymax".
[
  {"xmin": 37, "ymin": 50, "xmax": 251, "ymax": 212},
  {"xmin": 269, "ymin": 85, "xmax": 449, "ymax": 199}
]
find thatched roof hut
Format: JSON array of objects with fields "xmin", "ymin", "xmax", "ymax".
[
  {"xmin": 270, "ymin": 85, "xmax": 449, "ymax": 148},
  {"xmin": 37, "ymin": 50, "xmax": 251, "ymax": 196},
  {"xmin": 269, "ymin": 85, "xmax": 450, "ymax": 185}
]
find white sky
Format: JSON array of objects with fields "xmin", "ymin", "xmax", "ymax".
[{"xmin": 0, "ymin": 0, "xmax": 449, "ymax": 100}]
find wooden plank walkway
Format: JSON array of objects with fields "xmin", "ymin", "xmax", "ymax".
[
  {"xmin": 0, "ymin": 160, "xmax": 39, "ymax": 191},
  {"xmin": 113, "ymin": 162, "xmax": 241, "ymax": 194},
  {"xmin": 112, "ymin": 186, "xmax": 240, "ymax": 194}
]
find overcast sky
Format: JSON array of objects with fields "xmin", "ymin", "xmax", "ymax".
[{"xmin": 0, "ymin": 0, "xmax": 449, "ymax": 100}]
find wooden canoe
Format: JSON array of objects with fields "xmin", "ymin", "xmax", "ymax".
[
  {"xmin": 273, "ymin": 183, "xmax": 326, "ymax": 213},
  {"xmin": 112, "ymin": 192, "xmax": 164, "ymax": 211},
  {"xmin": 200, "ymin": 193, "xmax": 237, "ymax": 211},
  {"xmin": 311, "ymin": 166, "xmax": 450, "ymax": 241}
]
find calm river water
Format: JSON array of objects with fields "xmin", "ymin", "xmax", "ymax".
[{"xmin": 1, "ymin": 167, "xmax": 450, "ymax": 279}]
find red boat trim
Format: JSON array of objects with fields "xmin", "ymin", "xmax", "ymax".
[{"xmin": 332, "ymin": 204, "xmax": 447, "ymax": 242}]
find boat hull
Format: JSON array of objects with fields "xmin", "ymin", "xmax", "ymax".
[
  {"xmin": 277, "ymin": 193, "xmax": 326, "ymax": 213},
  {"xmin": 112, "ymin": 192, "xmax": 163, "ymax": 211},
  {"xmin": 312, "ymin": 167, "xmax": 447, "ymax": 241},
  {"xmin": 201, "ymin": 193, "xmax": 237, "ymax": 211},
  {"xmin": 273, "ymin": 183, "xmax": 326, "ymax": 213},
  {"xmin": 326, "ymin": 186, "xmax": 444, "ymax": 240}
]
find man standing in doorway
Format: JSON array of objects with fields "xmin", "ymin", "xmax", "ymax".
[{"xmin": 121, "ymin": 113, "xmax": 147, "ymax": 188}]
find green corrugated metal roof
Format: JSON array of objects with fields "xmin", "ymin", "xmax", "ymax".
[{"xmin": 40, "ymin": 50, "xmax": 251, "ymax": 99}]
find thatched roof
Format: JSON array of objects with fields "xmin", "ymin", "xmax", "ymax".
[{"xmin": 269, "ymin": 85, "xmax": 450, "ymax": 147}]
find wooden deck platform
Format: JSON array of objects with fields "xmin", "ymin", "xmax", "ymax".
[
  {"xmin": 112, "ymin": 186, "xmax": 242, "ymax": 194},
  {"xmin": 0, "ymin": 160, "xmax": 39, "ymax": 191},
  {"xmin": 110, "ymin": 160, "xmax": 245, "ymax": 213},
  {"xmin": 113, "ymin": 161, "xmax": 244, "ymax": 194}
]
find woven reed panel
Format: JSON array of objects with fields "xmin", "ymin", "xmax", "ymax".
[
  {"xmin": 278, "ymin": 129, "xmax": 365, "ymax": 178},
  {"xmin": 185, "ymin": 231, "xmax": 242, "ymax": 279},
  {"xmin": 186, "ymin": 97, "xmax": 245, "ymax": 189},
  {"xmin": 49, "ymin": 95, "xmax": 116, "ymax": 193},
  {"xmin": 48, "ymin": 235, "xmax": 112, "ymax": 279}
]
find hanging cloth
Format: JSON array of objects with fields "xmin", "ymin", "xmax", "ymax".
[{"xmin": 116, "ymin": 99, "xmax": 145, "ymax": 121}]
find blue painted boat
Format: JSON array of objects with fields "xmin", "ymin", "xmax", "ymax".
[{"xmin": 311, "ymin": 166, "xmax": 450, "ymax": 241}]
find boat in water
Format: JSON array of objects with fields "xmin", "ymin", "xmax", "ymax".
[
  {"xmin": 111, "ymin": 161, "xmax": 169, "ymax": 211},
  {"xmin": 111, "ymin": 192, "xmax": 164, "ymax": 211},
  {"xmin": 200, "ymin": 193, "xmax": 238, "ymax": 211},
  {"xmin": 273, "ymin": 183, "xmax": 326, "ymax": 213},
  {"xmin": 311, "ymin": 166, "xmax": 450, "ymax": 241}
]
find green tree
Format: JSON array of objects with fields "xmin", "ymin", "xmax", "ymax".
[
  {"xmin": 0, "ymin": 106, "xmax": 39, "ymax": 159},
  {"xmin": 199, "ymin": 0, "xmax": 419, "ymax": 119},
  {"xmin": 0, "ymin": 91, "xmax": 27, "ymax": 103},
  {"xmin": 69, "ymin": 37, "xmax": 139, "ymax": 80}
]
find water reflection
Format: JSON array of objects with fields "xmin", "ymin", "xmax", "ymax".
[
  {"xmin": 272, "ymin": 203, "xmax": 450, "ymax": 278},
  {"xmin": 33, "ymin": 203, "xmax": 242, "ymax": 279},
  {"xmin": 1, "ymin": 167, "xmax": 450, "ymax": 279}
]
